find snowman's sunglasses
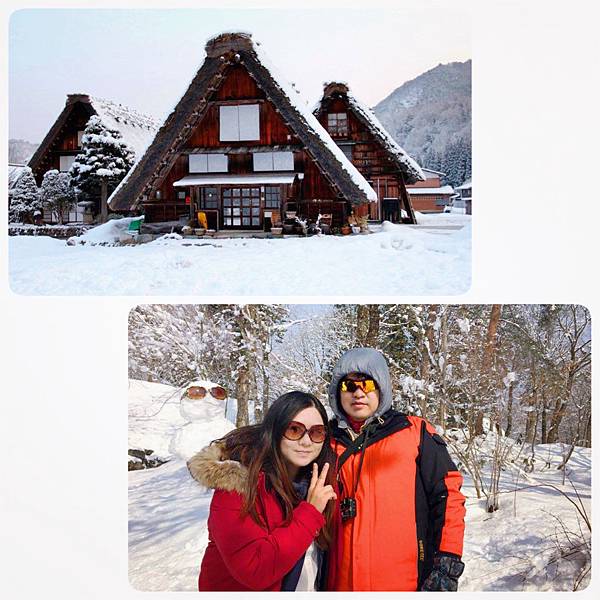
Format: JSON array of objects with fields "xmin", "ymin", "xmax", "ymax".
[{"xmin": 186, "ymin": 385, "xmax": 228, "ymax": 400}]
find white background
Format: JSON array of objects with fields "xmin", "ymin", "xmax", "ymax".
[{"xmin": 1, "ymin": 0, "xmax": 599, "ymax": 598}]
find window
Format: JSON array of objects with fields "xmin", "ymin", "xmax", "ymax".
[
  {"xmin": 189, "ymin": 154, "xmax": 228, "ymax": 173},
  {"xmin": 252, "ymin": 151, "xmax": 294, "ymax": 171},
  {"xmin": 77, "ymin": 131, "xmax": 84, "ymax": 148},
  {"xmin": 199, "ymin": 188, "xmax": 218, "ymax": 209},
  {"xmin": 327, "ymin": 113, "xmax": 348, "ymax": 137},
  {"xmin": 435, "ymin": 198, "xmax": 449, "ymax": 206},
  {"xmin": 222, "ymin": 188, "xmax": 261, "ymax": 227},
  {"xmin": 264, "ymin": 186, "xmax": 281, "ymax": 208},
  {"xmin": 340, "ymin": 144, "xmax": 353, "ymax": 161},
  {"xmin": 59, "ymin": 155, "xmax": 75, "ymax": 172},
  {"xmin": 219, "ymin": 104, "xmax": 260, "ymax": 141}
]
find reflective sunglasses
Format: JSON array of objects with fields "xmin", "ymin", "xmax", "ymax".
[
  {"xmin": 283, "ymin": 421, "xmax": 327, "ymax": 444},
  {"xmin": 185, "ymin": 385, "xmax": 228, "ymax": 401},
  {"xmin": 340, "ymin": 378, "xmax": 377, "ymax": 394}
]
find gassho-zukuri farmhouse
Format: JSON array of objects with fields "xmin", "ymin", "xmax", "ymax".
[{"xmin": 106, "ymin": 32, "xmax": 424, "ymax": 231}]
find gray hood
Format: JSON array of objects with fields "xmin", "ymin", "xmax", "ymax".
[{"xmin": 328, "ymin": 347, "xmax": 393, "ymax": 428}]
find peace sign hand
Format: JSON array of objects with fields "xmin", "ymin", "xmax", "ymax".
[{"xmin": 306, "ymin": 462, "xmax": 337, "ymax": 513}]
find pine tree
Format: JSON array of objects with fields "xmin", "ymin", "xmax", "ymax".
[
  {"xmin": 9, "ymin": 168, "xmax": 42, "ymax": 223},
  {"xmin": 41, "ymin": 169, "xmax": 76, "ymax": 224},
  {"xmin": 70, "ymin": 116, "xmax": 134, "ymax": 222}
]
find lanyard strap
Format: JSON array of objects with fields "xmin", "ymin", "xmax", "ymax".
[{"xmin": 337, "ymin": 420, "xmax": 378, "ymax": 496}]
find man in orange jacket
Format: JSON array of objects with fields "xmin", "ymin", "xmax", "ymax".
[{"xmin": 328, "ymin": 347, "xmax": 466, "ymax": 591}]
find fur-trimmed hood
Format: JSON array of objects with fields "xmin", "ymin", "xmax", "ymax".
[{"xmin": 187, "ymin": 442, "xmax": 248, "ymax": 494}]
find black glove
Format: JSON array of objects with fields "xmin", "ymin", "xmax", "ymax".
[{"xmin": 421, "ymin": 553, "xmax": 465, "ymax": 591}]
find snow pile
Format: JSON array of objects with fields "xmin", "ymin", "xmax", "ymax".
[
  {"xmin": 10, "ymin": 221, "xmax": 471, "ymax": 295},
  {"xmin": 67, "ymin": 216, "xmax": 142, "ymax": 245}
]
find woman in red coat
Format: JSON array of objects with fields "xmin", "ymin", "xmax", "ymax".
[{"xmin": 187, "ymin": 391, "xmax": 339, "ymax": 591}]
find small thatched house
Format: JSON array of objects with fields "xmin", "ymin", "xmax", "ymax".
[
  {"xmin": 108, "ymin": 32, "xmax": 377, "ymax": 230},
  {"xmin": 314, "ymin": 82, "xmax": 424, "ymax": 224},
  {"xmin": 27, "ymin": 94, "xmax": 159, "ymax": 221}
]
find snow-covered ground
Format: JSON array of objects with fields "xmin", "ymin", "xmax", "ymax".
[
  {"xmin": 9, "ymin": 215, "xmax": 471, "ymax": 295},
  {"xmin": 128, "ymin": 380, "xmax": 591, "ymax": 592}
]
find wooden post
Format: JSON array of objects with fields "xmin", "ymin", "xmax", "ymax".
[{"xmin": 100, "ymin": 179, "xmax": 109, "ymax": 223}]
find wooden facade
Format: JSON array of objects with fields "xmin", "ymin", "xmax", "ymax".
[
  {"xmin": 315, "ymin": 83, "xmax": 423, "ymax": 224},
  {"xmin": 29, "ymin": 99, "xmax": 92, "ymax": 186},
  {"xmin": 109, "ymin": 33, "xmax": 376, "ymax": 230},
  {"xmin": 145, "ymin": 66, "xmax": 344, "ymax": 228}
]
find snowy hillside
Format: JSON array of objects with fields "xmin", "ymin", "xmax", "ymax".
[
  {"xmin": 374, "ymin": 61, "xmax": 471, "ymax": 172},
  {"xmin": 128, "ymin": 380, "xmax": 590, "ymax": 592}
]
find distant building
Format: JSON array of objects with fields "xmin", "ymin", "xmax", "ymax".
[
  {"xmin": 406, "ymin": 168, "xmax": 455, "ymax": 213},
  {"xmin": 455, "ymin": 179, "xmax": 472, "ymax": 215},
  {"xmin": 27, "ymin": 94, "xmax": 159, "ymax": 221}
]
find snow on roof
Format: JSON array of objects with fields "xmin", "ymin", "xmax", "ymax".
[
  {"xmin": 406, "ymin": 185, "xmax": 455, "ymax": 195},
  {"xmin": 344, "ymin": 94, "xmax": 425, "ymax": 182},
  {"xmin": 251, "ymin": 40, "xmax": 377, "ymax": 201},
  {"xmin": 457, "ymin": 180, "xmax": 472, "ymax": 190},
  {"xmin": 422, "ymin": 167, "xmax": 446, "ymax": 177},
  {"xmin": 8, "ymin": 164, "xmax": 31, "ymax": 190},
  {"xmin": 87, "ymin": 96, "xmax": 160, "ymax": 159}
]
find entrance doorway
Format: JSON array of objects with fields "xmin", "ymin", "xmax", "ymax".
[{"xmin": 382, "ymin": 198, "xmax": 401, "ymax": 223}]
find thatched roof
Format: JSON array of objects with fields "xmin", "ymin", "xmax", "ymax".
[
  {"xmin": 8, "ymin": 164, "xmax": 31, "ymax": 190},
  {"xmin": 108, "ymin": 32, "xmax": 376, "ymax": 212},
  {"xmin": 315, "ymin": 82, "xmax": 425, "ymax": 184},
  {"xmin": 27, "ymin": 94, "xmax": 159, "ymax": 174}
]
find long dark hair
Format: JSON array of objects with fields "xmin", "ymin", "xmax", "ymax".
[{"xmin": 214, "ymin": 391, "xmax": 336, "ymax": 549}]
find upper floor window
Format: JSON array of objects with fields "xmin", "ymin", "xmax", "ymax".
[
  {"xmin": 220, "ymin": 104, "xmax": 260, "ymax": 141},
  {"xmin": 59, "ymin": 155, "xmax": 76, "ymax": 172},
  {"xmin": 77, "ymin": 130, "xmax": 85, "ymax": 148},
  {"xmin": 189, "ymin": 153, "xmax": 228, "ymax": 173},
  {"xmin": 253, "ymin": 151, "xmax": 294, "ymax": 172},
  {"xmin": 328, "ymin": 112, "xmax": 348, "ymax": 137}
]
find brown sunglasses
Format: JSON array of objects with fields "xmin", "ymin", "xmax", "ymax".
[
  {"xmin": 283, "ymin": 421, "xmax": 327, "ymax": 443},
  {"xmin": 186, "ymin": 385, "xmax": 228, "ymax": 401}
]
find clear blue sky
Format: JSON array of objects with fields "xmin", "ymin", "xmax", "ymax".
[{"xmin": 9, "ymin": 5, "xmax": 470, "ymax": 142}]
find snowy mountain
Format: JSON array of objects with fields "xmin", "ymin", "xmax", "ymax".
[
  {"xmin": 8, "ymin": 138, "xmax": 39, "ymax": 164},
  {"xmin": 373, "ymin": 61, "xmax": 471, "ymax": 182}
]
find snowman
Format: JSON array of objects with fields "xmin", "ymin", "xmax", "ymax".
[{"xmin": 169, "ymin": 379, "xmax": 237, "ymax": 461}]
